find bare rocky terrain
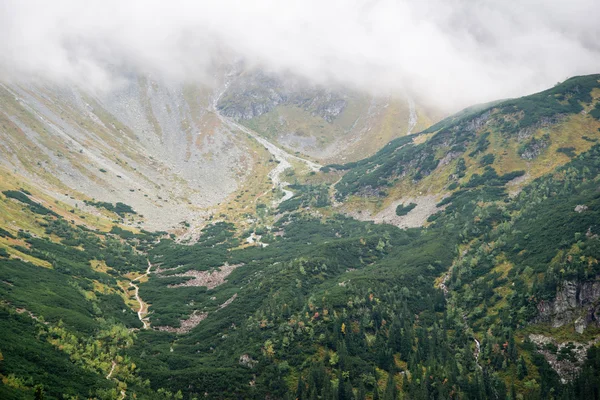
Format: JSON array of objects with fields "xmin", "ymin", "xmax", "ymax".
[
  {"xmin": 0, "ymin": 71, "xmax": 257, "ymax": 231},
  {"xmin": 1, "ymin": 64, "xmax": 432, "ymax": 232},
  {"xmin": 529, "ymin": 334, "xmax": 600, "ymax": 383},
  {"xmin": 168, "ymin": 263, "xmax": 243, "ymax": 290},
  {"xmin": 346, "ymin": 195, "xmax": 446, "ymax": 229}
]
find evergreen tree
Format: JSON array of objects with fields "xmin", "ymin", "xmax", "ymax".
[
  {"xmin": 34, "ymin": 385, "xmax": 45, "ymax": 400},
  {"xmin": 383, "ymin": 372, "xmax": 397, "ymax": 400},
  {"xmin": 517, "ymin": 356, "xmax": 528, "ymax": 380},
  {"xmin": 296, "ymin": 377, "xmax": 305, "ymax": 400}
]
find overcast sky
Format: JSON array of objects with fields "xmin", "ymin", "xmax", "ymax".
[{"xmin": 1, "ymin": 0, "xmax": 599, "ymax": 110}]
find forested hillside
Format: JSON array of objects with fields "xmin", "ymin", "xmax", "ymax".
[{"xmin": 328, "ymin": 75, "xmax": 600, "ymax": 206}]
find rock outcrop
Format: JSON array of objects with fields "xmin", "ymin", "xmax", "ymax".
[
  {"xmin": 536, "ymin": 279, "xmax": 600, "ymax": 333},
  {"xmin": 239, "ymin": 354, "xmax": 258, "ymax": 368},
  {"xmin": 217, "ymin": 70, "xmax": 347, "ymax": 123}
]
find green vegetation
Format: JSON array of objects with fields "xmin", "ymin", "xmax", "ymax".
[
  {"xmin": 518, "ymin": 133, "xmax": 551, "ymax": 160},
  {"xmin": 469, "ymin": 131, "xmax": 491, "ymax": 157},
  {"xmin": 480, "ymin": 153, "xmax": 495, "ymax": 166},
  {"xmin": 329, "ymin": 75, "xmax": 600, "ymax": 201},
  {"xmin": 2, "ymin": 190, "xmax": 59, "ymax": 217},
  {"xmin": 84, "ymin": 200, "xmax": 137, "ymax": 217},
  {"xmin": 463, "ymin": 167, "xmax": 525, "ymax": 188},
  {"xmin": 126, "ymin": 143, "xmax": 600, "ymax": 399},
  {"xmin": 0, "ymin": 308, "xmax": 114, "ymax": 399},
  {"xmin": 0, "ymin": 227, "xmax": 15, "ymax": 239},
  {"xmin": 590, "ymin": 102, "xmax": 600, "ymax": 120},
  {"xmin": 557, "ymin": 146, "xmax": 577, "ymax": 158},
  {"xmin": 496, "ymin": 75, "xmax": 597, "ymax": 134},
  {"xmin": 395, "ymin": 202, "xmax": 417, "ymax": 216},
  {"xmin": 278, "ymin": 184, "xmax": 330, "ymax": 213}
]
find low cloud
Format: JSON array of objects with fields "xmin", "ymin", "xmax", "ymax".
[{"xmin": 1, "ymin": 0, "xmax": 599, "ymax": 110}]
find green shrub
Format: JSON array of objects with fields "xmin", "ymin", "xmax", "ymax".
[{"xmin": 395, "ymin": 202, "xmax": 417, "ymax": 216}]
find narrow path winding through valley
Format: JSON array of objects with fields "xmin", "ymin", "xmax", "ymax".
[
  {"xmin": 106, "ymin": 361, "xmax": 116, "ymax": 380},
  {"xmin": 106, "ymin": 261, "xmax": 153, "ymax": 400},
  {"xmin": 129, "ymin": 260, "xmax": 153, "ymax": 329},
  {"xmin": 106, "ymin": 358, "xmax": 126, "ymax": 399}
]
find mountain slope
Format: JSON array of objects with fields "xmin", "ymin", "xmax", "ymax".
[
  {"xmin": 327, "ymin": 74, "xmax": 600, "ymax": 226},
  {"xmin": 0, "ymin": 74, "xmax": 264, "ymax": 232},
  {"xmin": 217, "ymin": 68, "xmax": 442, "ymax": 163}
]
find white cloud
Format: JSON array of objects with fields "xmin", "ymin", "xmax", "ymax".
[{"xmin": 1, "ymin": 0, "xmax": 598, "ymax": 109}]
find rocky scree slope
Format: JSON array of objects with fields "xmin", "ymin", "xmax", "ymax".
[{"xmin": 0, "ymin": 74, "xmax": 259, "ymax": 231}]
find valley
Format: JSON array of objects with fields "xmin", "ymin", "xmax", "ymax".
[
  {"xmin": 130, "ymin": 261, "xmax": 154, "ymax": 330},
  {"xmin": 1, "ymin": 74, "xmax": 600, "ymax": 400}
]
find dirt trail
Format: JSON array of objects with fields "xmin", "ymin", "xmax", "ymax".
[
  {"xmin": 106, "ymin": 361, "xmax": 117, "ymax": 379},
  {"xmin": 15, "ymin": 308, "xmax": 48, "ymax": 325},
  {"xmin": 112, "ymin": 260, "xmax": 152, "ymax": 400},
  {"xmin": 129, "ymin": 260, "xmax": 153, "ymax": 329},
  {"xmin": 105, "ymin": 360, "xmax": 126, "ymax": 399}
]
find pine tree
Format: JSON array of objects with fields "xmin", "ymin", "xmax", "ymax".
[
  {"xmin": 517, "ymin": 356, "xmax": 528, "ymax": 380},
  {"xmin": 383, "ymin": 371, "xmax": 397, "ymax": 400},
  {"xmin": 356, "ymin": 381, "xmax": 366, "ymax": 400},
  {"xmin": 34, "ymin": 385, "xmax": 45, "ymax": 400},
  {"xmin": 508, "ymin": 333, "xmax": 518, "ymax": 363},
  {"xmin": 296, "ymin": 377, "xmax": 305, "ymax": 400}
]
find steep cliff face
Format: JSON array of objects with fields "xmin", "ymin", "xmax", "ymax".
[
  {"xmin": 530, "ymin": 279, "xmax": 600, "ymax": 383},
  {"xmin": 536, "ymin": 279, "xmax": 600, "ymax": 333}
]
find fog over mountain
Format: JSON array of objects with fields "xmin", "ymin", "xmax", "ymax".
[{"xmin": 1, "ymin": 0, "xmax": 599, "ymax": 110}]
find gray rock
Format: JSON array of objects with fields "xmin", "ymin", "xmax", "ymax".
[
  {"xmin": 574, "ymin": 317, "xmax": 586, "ymax": 334},
  {"xmin": 529, "ymin": 333, "xmax": 600, "ymax": 383},
  {"xmin": 239, "ymin": 354, "xmax": 257, "ymax": 368},
  {"xmin": 216, "ymin": 69, "xmax": 347, "ymax": 123},
  {"xmin": 536, "ymin": 278, "xmax": 600, "ymax": 332}
]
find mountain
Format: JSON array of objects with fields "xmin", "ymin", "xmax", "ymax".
[
  {"xmin": 217, "ymin": 68, "xmax": 442, "ymax": 163},
  {"xmin": 327, "ymin": 74, "xmax": 600, "ymax": 227},
  {"xmin": 0, "ymin": 72, "xmax": 259, "ymax": 232},
  {"xmin": 0, "ymin": 65, "xmax": 441, "ymax": 235},
  {"xmin": 1, "ymin": 75, "xmax": 600, "ymax": 399}
]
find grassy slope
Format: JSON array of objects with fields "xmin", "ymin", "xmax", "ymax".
[
  {"xmin": 330, "ymin": 75, "xmax": 600, "ymax": 215},
  {"xmin": 241, "ymin": 94, "xmax": 440, "ymax": 164},
  {"xmin": 0, "ymin": 177, "xmax": 179, "ymax": 398}
]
